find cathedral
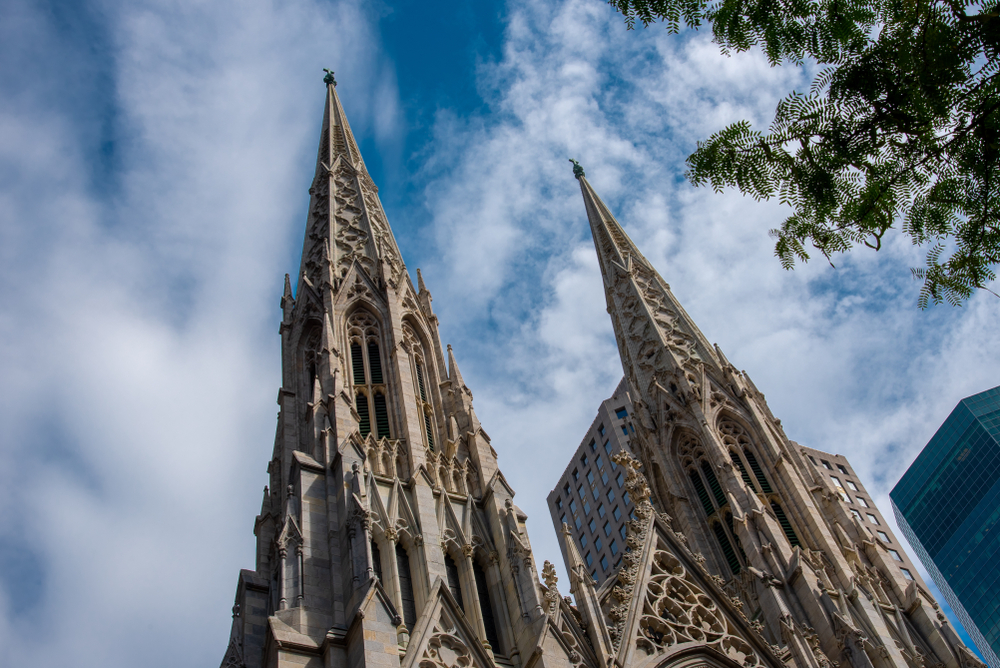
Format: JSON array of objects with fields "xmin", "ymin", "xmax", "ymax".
[{"xmin": 220, "ymin": 76, "xmax": 986, "ymax": 668}]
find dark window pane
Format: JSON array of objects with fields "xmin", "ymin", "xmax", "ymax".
[
  {"xmin": 744, "ymin": 449, "xmax": 773, "ymax": 493},
  {"xmin": 445, "ymin": 554, "xmax": 464, "ymax": 611},
  {"xmin": 424, "ymin": 412, "xmax": 435, "ymax": 450},
  {"xmin": 415, "ymin": 363, "xmax": 427, "ymax": 401},
  {"xmin": 371, "ymin": 540, "xmax": 382, "ymax": 581},
  {"xmin": 351, "ymin": 343, "xmax": 365, "ymax": 385},
  {"xmin": 771, "ymin": 502, "xmax": 800, "ymax": 547},
  {"xmin": 396, "ymin": 543, "xmax": 417, "ymax": 631},
  {"xmin": 731, "ymin": 452, "xmax": 757, "ymax": 492},
  {"xmin": 367, "ymin": 342, "xmax": 383, "ymax": 384},
  {"xmin": 702, "ymin": 461, "xmax": 727, "ymax": 509},
  {"xmin": 357, "ymin": 394, "xmax": 371, "ymax": 437},
  {"xmin": 713, "ymin": 522, "xmax": 742, "ymax": 575},
  {"xmin": 474, "ymin": 561, "xmax": 501, "ymax": 652},
  {"xmin": 374, "ymin": 393, "xmax": 390, "ymax": 439}
]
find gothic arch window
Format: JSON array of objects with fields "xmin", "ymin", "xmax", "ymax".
[
  {"xmin": 445, "ymin": 552, "xmax": 464, "ymax": 611},
  {"xmin": 676, "ymin": 431, "xmax": 743, "ymax": 576},
  {"xmin": 403, "ymin": 321, "xmax": 438, "ymax": 452},
  {"xmin": 395, "ymin": 542, "xmax": 418, "ymax": 631},
  {"xmin": 473, "ymin": 558, "xmax": 502, "ymax": 653},
  {"xmin": 717, "ymin": 416, "xmax": 802, "ymax": 548},
  {"xmin": 348, "ymin": 309, "xmax": 392, "ymax": 439}
]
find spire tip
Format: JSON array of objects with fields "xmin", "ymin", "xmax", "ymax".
[
  {"xmin": 323, "ymin": 68, "xmax": 337, "ymax": 87},
  {"xmin": 569, "ymin": 158, "xmax": 585, "ymax": 179}
]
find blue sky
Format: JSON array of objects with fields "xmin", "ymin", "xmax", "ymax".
[{"xmin": 0, "ymin": 0, "xmax": 996, "ymax": 665}]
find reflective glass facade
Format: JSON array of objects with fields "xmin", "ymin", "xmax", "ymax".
[{"xmin": 891, "ymin": 386, "xmax": 1000, "ymax": 668}]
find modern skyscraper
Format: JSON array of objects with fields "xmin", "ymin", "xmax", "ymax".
[
  {"xmin": 891, "ymin": 386, "xmax": 1000, "ymax": 668},
  {"xmin": 219, "ymin": 77, "xmax": 984, "ymax": 668},
  {"xmin": 547, "ymin": 378, "xmax": 637, "ymax": 586}
]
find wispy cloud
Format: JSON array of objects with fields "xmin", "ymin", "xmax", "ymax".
[
  {"xmin": 0, "ymin": 0, "xmax": 390, "ymax": 665},
  {"xmin": 0, "ymin": 0, "xmax": 994, "ymax": 665}
]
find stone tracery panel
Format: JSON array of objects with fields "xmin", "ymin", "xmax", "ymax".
[{"xmin": 635, "ymin": 546, "xmax": 764, "ymax": 668}]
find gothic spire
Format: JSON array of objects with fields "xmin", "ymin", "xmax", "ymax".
[
  {"xmin": 298, "ymin": 76, "xmax": 405, "ymax": 292},
  {"xmin": 446, "ymin": 344, "xmax": 466, "ymax": 390},
  {"xmin": 575, "ymin": 170, "xmax": 721, "ymax": 407}
]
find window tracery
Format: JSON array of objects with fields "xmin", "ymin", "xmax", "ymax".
[
  {"xmin": 676, "ymin": 432, "xmax": 743, "ymax": 576},
  {"xmin": 717, "ymin": 418, "xmax": 801, "ymax": 548},
  {"xmin": 635, "ymin": 545, "xmax": 764, "ymax": 667},
  {"xmin": 348, "ymin": 310, "xmax": 391, "ymax": 439},
  {"xmin": 403, "ymin": 321, "xmax": 438, "ymax": 452}
]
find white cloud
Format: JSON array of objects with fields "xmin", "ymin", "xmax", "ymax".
[
  {"xmin": 0, "ymin": 0, "xmax": 995, "ymax": 664},
  {"xmin": 0, "ymin": 0, "xmax": 390, "ymax": 665}
]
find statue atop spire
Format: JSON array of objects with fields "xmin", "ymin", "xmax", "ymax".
[
  {"xmin": 322, "ymin": 68, "xmax": 336, "ymax": 87},
  {"xmin": 569, "ymin": 158, "xmax": 585, "ymax": 179}
]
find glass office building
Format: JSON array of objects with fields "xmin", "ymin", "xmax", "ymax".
[{"xmin": 891, "ymin": 386, "xmax": 1000, "ymax": 668}]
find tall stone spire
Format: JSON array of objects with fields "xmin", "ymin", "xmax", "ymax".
[
  {"xmin": 298, "ymin": 78, "xmax": 404, "ymax": 293},
  {"xmin": 567, "ymin": 164, "xmax": 980, "ymax": 668},
  {"xmin": 575, "ymin": 170, "xmax": 719, "ymax": 412}
]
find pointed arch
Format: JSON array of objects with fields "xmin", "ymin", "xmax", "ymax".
[
  {"xmin": 346, "ymin": 307, "xmax": 394, "ymax": 440},
  {"xmin": 716, "ymin": 414, "xmax": 804, "ymax": 550},
  {"xmin": 675, "ymin": 429, "xmax": 745, "ymax": 576},
  {"xmin": 402, "ymin": 318, "xmax": 440, "ymax": 453}
]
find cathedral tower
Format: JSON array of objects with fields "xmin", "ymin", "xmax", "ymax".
[
  {"xmin": 563, "ymin": 163, "xmax": 985, "ymax": 668},
  {"xmin": 221, "ymin": 77, "xmax": 599, "ymax": 668}
]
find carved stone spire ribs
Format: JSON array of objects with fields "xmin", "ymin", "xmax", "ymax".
[
  {"xmin": 298, "ymin": 82, "xmax": 405, "ymax": 292},
  {"xmin": 577, "ymin": 175, "xmax": 721, "ymax": 411}
]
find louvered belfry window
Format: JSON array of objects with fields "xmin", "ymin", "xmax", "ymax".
[
  {"xmin": 684, "ymin": 420, "xmax": 807, "ymax": 576},
  {"xmin": 347, "ymin": 310, "xmax": 390, "ymax": 440}
]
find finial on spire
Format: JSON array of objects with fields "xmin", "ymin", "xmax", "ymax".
[
  {"xmin": 569, "ymin": 158, "xmax": 585, "ymax": 179},
  {"xmin": 323, "ymin": 69, "xmax": 337, "ymax": 87},
  {"xmin": 447, "ymin": 344, "xmax": 466, "ymax": 389}
]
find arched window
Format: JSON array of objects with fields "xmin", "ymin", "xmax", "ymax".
[
  {"xmin": 371, "ymin": 540, "xmax": 383, "ymax": 581},
  {"xmin": 348, "ymin": 310, "xmax": 391, "ymax": 440},
  {"xmin": 718, "ymin": 417, "xmax": 803, "ymax": 551},
  {"xmin": 474, "ymin": 560, "xmax": 501, "ymax": 652},
  {"xmin": 395, "ymin": 543, "xmax": 417, "ymax": 631},
  {"xmin": 403, "ymin": 322, "xmax": 437, "ymax": 451},
  {"xmin": 445, "ymin": 553, "xmax": 464, "ymax": 612},
  {"xmin": 678, "ymin": 432, "xmax": 744, "ymax": 577}
]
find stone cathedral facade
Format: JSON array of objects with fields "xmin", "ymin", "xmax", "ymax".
[{"xmin": 220, "ymin": 79, "xmax": 985, "ymax": 668}]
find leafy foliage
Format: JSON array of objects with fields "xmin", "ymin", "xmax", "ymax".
[{"xmin": 611, "ymin": 0, "xmax": 1000, "ymax": 306}]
